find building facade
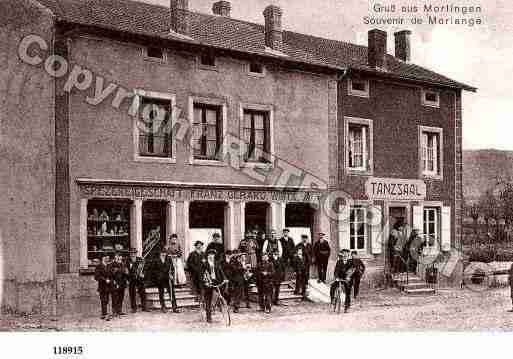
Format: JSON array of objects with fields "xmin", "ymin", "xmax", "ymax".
[{"xmin": 0, "ymin": 0, "xmax": 475, "ymax": 315}]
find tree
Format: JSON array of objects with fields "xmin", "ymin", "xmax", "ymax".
[
  {"xmin": 479, "ymin": 189, "xmax": 500, "ymax": 243},
  {"xmin": 499, "ymin": 181, "xmax": 513, "ymax": 241}
]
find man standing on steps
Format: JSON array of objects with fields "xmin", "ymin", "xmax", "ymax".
[
  {"xmin": 153, "ymin": 249, "xmax": 179, "ymax": 313},
  {"xmin": 313, "ymin": 232, "xmax": 331, "ymax": 283},
  {"xmin": 206, "ymin": 232, "xmax": 225, "ymax": 263},
  {"xmin": 127, "ymin": 248, "xmax": 147, "ymax": 312},
  {"xmin": 279, "ymin": 228, "xmax": 295, "ymax": 279},
  {"xmin": 186, "ymin": 241, "xmax": 206, "ymax": 300}
]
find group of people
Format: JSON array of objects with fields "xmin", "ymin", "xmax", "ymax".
[{"xmin": 94, "ymin": 228, "xmax": 367, "ymax": 322}]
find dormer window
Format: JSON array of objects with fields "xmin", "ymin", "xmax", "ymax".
[
  {"xmin": 348, "ymin": 78, "xmax": 370, "ymax": 98},
  {"xmin": 248, "ymin": 62, "xmax": 265, "ymax": 76},
  {"xmin": 422, "ymin": 89, "xmax": 440, "ymax": 108},
  {"xmin": 143, "ymin": 46, "xmax": 165, "ymax": 61},
  {"xmin": 200, "ymin": 53, "xmax": 216, "ymax": 67}
]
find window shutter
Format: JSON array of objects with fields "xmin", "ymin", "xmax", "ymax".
[
  {"xmin": 362, "ymin": 126, "xmax": 367, "ymax": 170},
  {"xmin": 413, "ymin": 205, "xmax": 423, "ymax": 235},
  {"xmin": 338, "ymin": 204, "xmax": 351, "ymax": 251},
  {"xmin": 348, "ymin": 129, "xmax": 354, "ymax": 167},
  {"xmin": 433, "ymin": 134, "xmax": 438, "ymax": 174},
  {"xmin": 422, "ymin": 133, "xmax": 428, "ymax": 172},
  {"xmin": 441, "ymin": 206, "xmax": 451, "ymax": 252},
  {"xmin": 369, "ymin": 205, "xmax": 383, "ymax": 254}
]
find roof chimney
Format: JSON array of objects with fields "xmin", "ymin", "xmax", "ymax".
[
  {"xmin": 263, "ymin": 5, "xmax": 283, "ymax": 51},
  {"xmin": 170, "ymin": 0, "xmax": 190, "ymax": 35},
  {"xmin": 394, "ymin": 30, "xmax": 412, "ymax": 62},
  {"xmin": 368, "ymin": 29, "xmax": 387, "ymax": 69},
  {"xmin": 213, "ymin": 1, "xmax": 231, "ymax": 17}
]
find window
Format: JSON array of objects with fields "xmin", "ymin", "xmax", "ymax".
[
  {"xmin": 200, "ymin": 53, "xmax": 216, "ymax": 67},
  {"xmin": 138, "ymin": 97, "xmax": 173, "ymax": 158},
  {"xmin": 423, "ymin": 207, "xmax": 440, "ymax": 248},
  {"xmin": 192, "ymin": 103, "xmax": 222, "ymax": 160},
  {"xmin": 86, "ymin": 201, "xmax": 131, "ymax": 268},
  {"xmin": 243, "ymin": 109, "xmax": 270, "ymax": 163},
  {"xmin": 345, "ymin": 117, "xmax": 373, "ymax": 175},
  {"xmin": 145, "ymin": 47, "xmax": 164, "ymax": 60},
  {"xmin": 419, "ymin": 126, "xmax": 443, "ymax": 178},
  {"xmin": 249, "ymin": 62, "xmax": 265, "ymax": 75},
  {"xmin": 349, "ymin": 206, "xmax": 367, "ymax": 251},
  {"xmin": 422, "ymin": 89, "xmax": 440, "ymax": 108},
  {"xmin": 348, "ymin": 78, "xmax": 370, "ymax": 98}
]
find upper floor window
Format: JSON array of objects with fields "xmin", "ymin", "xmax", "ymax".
[
  {"xmin": 248, "ymin": 62, "xmax": 265, "ymax": 76},
  {"xmin": 144, "ymin": 46, "xmax": 165, "ymax": 61},
  {"xmin": 138, "ymin": 97, "xmax": 173, "ymax": 158},
  {"xmin": 345, "ymin": 117, "xmax": 373, "ymax": 175},
  {"xmin": 243, "ymin": 109, "xmax": 270, "ymax": 163},
  {"xmin": 348, "ymin": 78, "xmax": 370, "ymax": 98},
  {"xmin": 350, "ymin": 206, "xmax": 367, "ymax": 251},
  {"xmin": 192, "ymin": 103, "xmax": 222, "ymax": 161},
  {"xmin": 200, "ymin": 53, "xmax": 216, "ymax": 68},
  {"xmin": 422, "ymin": 89, "xmax": 440, "ymax": 108},
  {"xmin": 420, "ymin": 126, "xmax": 443, "ymax": 178}
]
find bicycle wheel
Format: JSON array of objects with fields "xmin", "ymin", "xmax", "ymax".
[{"xmin": 217, "ymin": 295, "xmax": 231, "ymax": 327}]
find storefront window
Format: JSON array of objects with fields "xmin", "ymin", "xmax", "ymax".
[
  {"xmin": 349, "ymin": 206, "xmax": 367, "ymax": 251},
  {"xmin": 87, "ymin": 201, "xmax": 131, "ymax": 267}
]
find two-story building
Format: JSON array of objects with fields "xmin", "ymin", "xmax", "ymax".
[{"xmin": 0, "ymin": 0, "xmax": 475, "ymax": 315}]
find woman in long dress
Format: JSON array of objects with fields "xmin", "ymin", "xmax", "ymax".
[{"xmin": 165, "ymin": 234, "xmax": 187, "ymax": 286}]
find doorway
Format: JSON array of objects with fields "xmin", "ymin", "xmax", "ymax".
[
  {"xmin": 285, "ymin": 202, "xmax": 315, "ymax": 245},
  {"xmin": 142, "ymin": 201, "xmax": 167, "ymax": 262},
  {"xmin": 245, "ymin": 202, "xmax": 269, "ymax": 235},
  {"xmin": 189, "ymin": 201, "xmax": 226, "ymax": 254},
  {"xmin": 387, "ymin": 205, "xmax": 409, "ymax": 276}
]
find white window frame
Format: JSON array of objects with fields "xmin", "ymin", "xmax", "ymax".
[
  {"xmin": 187, "ymin": 96, "xmax": 228, "ymax": 167},
  {"xmin": 420, "ymin": 201, "xmax": 443, "ymax": 254},
  {"xmin": 141, "ymin": 46, "xmax": 167, "ymax": 63},
  {"xmin": 418, "ymin": 125, "xmax": 443, "ymax": 180},
  {"xmin": 349, "ymin": 205, "xmax": 368, "ymax": 253},
  {"xmin": 344, "ymin": 116, "xmax": 373, "ymax": 175},
  {"xmin": 348, "ymin": 78, "xmax": 370, "ymax": 98},
  {"xmin": 239, "ymin": 103, "xmax": 274, "ymax": 169},
  {"xmin": 247, "ymin": 61, "xmax": 266, "ymax": 77},
  {"xmin": 132, "ymin": 89, "xmax": 176, "ymax": 164},
  {"xmin": 421, "ymin": 89, "xmax": 440, "ymax": 108}
]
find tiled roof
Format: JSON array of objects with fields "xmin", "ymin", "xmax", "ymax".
[{"xmin": 36, "ymin": 0, "xmax": 476, "ymax": 91}]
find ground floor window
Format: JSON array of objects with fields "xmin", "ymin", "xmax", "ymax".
[
  {"xmin": 350, "ymin": 206, "xmax": 367, "ymax": 251},
  {"xmin": 423, "ymin": 207, "xmax": 440, "ymax": 248},
  {"xmin": 86, "ymin": 200, "xmax": 131, "ymax": 267}
]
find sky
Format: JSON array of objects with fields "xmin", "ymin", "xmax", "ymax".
[{"xmin": 143, "ymin": 0, "xmax": 513, "ymax": 151}]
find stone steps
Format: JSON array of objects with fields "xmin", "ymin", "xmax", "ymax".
[{"xmin": 392, "ymin": 273, "xmax": 436, "ymax": 296}]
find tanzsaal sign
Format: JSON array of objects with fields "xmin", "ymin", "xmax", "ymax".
[{"xmin": 365, "ymin": 177, "xmax": 426, "ymax": 200}]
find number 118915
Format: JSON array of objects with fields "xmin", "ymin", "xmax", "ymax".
[{"xmin": 53, "ymin": 346, "xmax": 84, "ymax": 355}]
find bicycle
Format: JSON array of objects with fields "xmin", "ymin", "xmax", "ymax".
[
  {"xmin": 199, "ymin": 280, "xmax": 231, "ymax": 326},
  {"xmin": 331, "ymin": 279, "xmax": 346, "ymax": 314}
]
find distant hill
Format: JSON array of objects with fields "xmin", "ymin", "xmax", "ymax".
[{"xmin": 463, "ymin": 149, "xmax": 513, "ymax": 201}]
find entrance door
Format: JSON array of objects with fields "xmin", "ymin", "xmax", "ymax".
[
  {"xmin": 245, "ymin": 202, "xmax": 269, "ymax": 235},
  {"xmin": 387, "ymin": 206, "xmax": 408, "ymax": 275},
  {"xmin": 142, "ymin": 201, "xmax": 167, "ymax": 262}
]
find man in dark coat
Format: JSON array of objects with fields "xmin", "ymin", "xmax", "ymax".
[
  {"xmin": 108, "ymin": 251, "xmax": 129, "ymax": 317},
  {"xmin": 206, "ymin": 232, "xmax": 225, "ymax": 263},
  {"xmin": 153, "ymin": 249, "xmax": 179, "ymax": 313},
  {"xmin": 94, "ymin": 254, "xmax": 113, "ymax": 320},
  {"xmin": 201, "ymin": 249, "xmax": 227, "ymax": 323},
  {"xmin": 330, "ymin": 249, "xmax": 355, "ymax": 313},
  {"xmin": 186, "ymin": 241, "xmax": 206, "ymax": 299},
  {"xmin": 225, "ymin": 251, "xmax": 246, "ymax": 313},
  {"xmin": 295, "ymin": 234, "xmax": 313, "ymax": 283},
  {"xmin": 350, "ymin": 250, "xmax": 366, "ymax": 299},
  {"xmin": 313, "ymin": 232, "xmax": 331, "ymax": 283},
  {"xmin": 257, "ymin": 253, "xmax": 275, "ymax": 313},
  {"xmin": 292, "ymin": 247, "xmax": 309, "ymax": 299},
  {"xmin": 271, "ymin": 250, "xmax": 286, "ymax": 306},
  {"xmin": 127, "ymin": 248, "xmax": 147, "ymax": 312}
]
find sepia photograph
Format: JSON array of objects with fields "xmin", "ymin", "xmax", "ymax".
[{"xmin": 1, "ymin": 0, "xmax": 512, "ymax": 351}]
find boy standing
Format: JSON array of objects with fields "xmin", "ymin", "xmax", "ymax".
[
  {"xmin": 292, "ymin": 247, "xmax": 309, "ymax": 300},
  {"xmin": 257, "ymin": 253, "xmax": 275, "ymax": 313}
]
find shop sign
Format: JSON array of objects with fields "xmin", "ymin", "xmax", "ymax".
[
  {"xmin": 365, "ymin": 177, "xmax": 426, "ymax": 201},
  {"xmin": 79, "ymin": 183, "xmax": 324, "ymax": 204}
]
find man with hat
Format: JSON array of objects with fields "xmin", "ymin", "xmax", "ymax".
[
  {"xmin": 296, "ymin": 234, "xmax": 313, "ymax": 281},
  {"xmin": 127, "ymin": 248, "xmax": 147, "ymax": 313},
  {"xmin": 94, "ymin": 253, "xmax": 113, "ymax": 320},
  {"xmin": 330, "ymin": 249, "xmax": 355, "ymax": 313},
  {"xmin": 206, "ymin": 232, "xmax": 225, "ymax": 263},
  {"xmin": 225, "ymin": 250, "xmax": 246, "ymax": 313},
  {"xmin": 313, "ymin": 232, "xmax": 331, "ymax": 283},
  {"xmin": 202, "ymin": 248, "xmax": 227, "ymax": 323},
  {"xmin": 279, "ymin": 228, "xmax": 296, "ymax": 277},
  {"xmin": 186, "ymin": 241, "xmax": 206, "ymax": 299},
  {"xmin": 152, "ymin": 249, "xmax": 179, "ymax": 313},
  {"xmin": 108, "ymin": 251, "xmax": 129, "ymax": 317}
]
